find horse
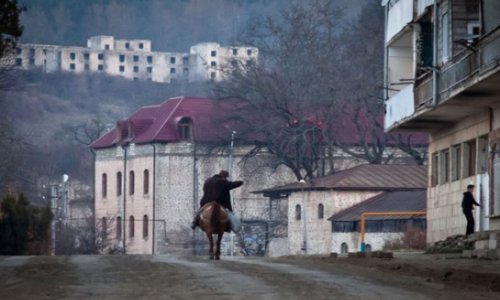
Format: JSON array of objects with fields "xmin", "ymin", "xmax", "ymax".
[{"xmin": 197, "ymin": 201, "xmax": 229, "ymax": 260}]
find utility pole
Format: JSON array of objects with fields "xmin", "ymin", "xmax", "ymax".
[
  {"xmin": 299, "ymin": 179, "xmax": 308, "ymax": 255},
  {"xmin": 228, "ymin": 131, "xmax": 236, "ymax": 256}
]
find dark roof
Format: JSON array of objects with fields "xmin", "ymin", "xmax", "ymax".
[
  {"xmin": 254, "ymin": 164, "xmax": 427, "ymax": 194},
  {"xmin": 90, "ymin": 97, "xmax": 239, "ymax": 149},
  {"xmin": 328, "ymin": 190, "xmax": 427, "ymax": 222}
]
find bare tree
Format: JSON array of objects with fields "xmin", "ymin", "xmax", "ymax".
[{"xmin": 213, "ymin": 0, "xmax": 345, "ymax": 180}]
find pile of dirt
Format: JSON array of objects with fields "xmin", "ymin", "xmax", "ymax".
[{"xmin": 425, "ymin": 234, "xmax": 473, "ymax": 254}]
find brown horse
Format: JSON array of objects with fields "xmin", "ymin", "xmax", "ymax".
[{"xmin": 198, "ymin": 202, "xmax": 229, "ymax": 260}]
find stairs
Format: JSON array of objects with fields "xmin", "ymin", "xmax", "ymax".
[{"xmin": 462, "ymin": 230, "xmax": 500, "ymax": 259}]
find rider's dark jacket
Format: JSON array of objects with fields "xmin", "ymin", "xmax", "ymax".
[{"xmin": 199, "ymin": 174, "xmax": 243, "ymax": 211}]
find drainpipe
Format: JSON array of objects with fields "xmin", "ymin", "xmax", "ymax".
[
  {"xmin": 90, "ymin": 148, "xmax": 96, "ymax": 252},
  {"xmin": 383, "ymin": 2, "xmax": 389, "ymax": 102},
  {"xmin": 432, "ymin": 0, "xmax": 439, "ymax": 105},
  {"xmin": 192, "ymin": 142, "xmax": 198, "ymax": 255},
  {"xmin": 122, "ymin": 144, "xmax": 127, "ymax": 253},
  {"xmin": 152, "ymin": 144, "xmax": 156, "ymax": 255}
]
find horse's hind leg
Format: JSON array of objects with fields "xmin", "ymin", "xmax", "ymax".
[
  {"xmin": 207, "ymin": 233, "xmax": 214, "ymax": 260},
  {"xmin": 215, "ymin": 233, "xmax": 223, "ymax": 260}
]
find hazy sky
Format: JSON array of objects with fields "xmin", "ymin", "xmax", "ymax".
[{"xmin": 19, "ymin": 0, "xmax": 368, "ymax": 52}]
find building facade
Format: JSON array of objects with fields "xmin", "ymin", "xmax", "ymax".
[
  {"xmin": 382, "ymin": 0, "xmax": 500, "ymax": 243},
  {"xmin": 14, "ymin": 35, "xmax": 258, "ymax": 83}
]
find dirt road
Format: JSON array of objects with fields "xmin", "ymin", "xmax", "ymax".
[{"xmin": 0, "ymin": 255, "xmax": 498, "ymax": 299}]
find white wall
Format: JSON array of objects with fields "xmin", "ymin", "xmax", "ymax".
[{"xmin": 386, "ymin": 0, "xmax": 414, "ymax": 43}]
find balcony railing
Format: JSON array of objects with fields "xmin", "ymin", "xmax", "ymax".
[{"xmin": 414, "ymin": 26, "xmax": 500, "ymax": 109}]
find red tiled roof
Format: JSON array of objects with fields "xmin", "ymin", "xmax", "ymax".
[
  {"xmin": 254, "ymin": 164, "xmax": 427, "ymax": 194},
  {"xmin": 90, "ymin": 96, "xmax": 239, "ymax": 149},
  {"xmin": 328, "ymin": 190, "xmax": 427, "ymax": 222}
]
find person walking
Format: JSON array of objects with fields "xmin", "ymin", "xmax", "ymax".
[
  {"xmin": 462, "ymin": 184, "xmax": 481, "ymax": 236},
  {"xmin": 191, "ymin": 170, "xmax": 243, "ymax": 230}
]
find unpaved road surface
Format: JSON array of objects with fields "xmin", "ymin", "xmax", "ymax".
[{"xmin": 0, "ymin": 255, "xmax": 499, "ymax": 299}]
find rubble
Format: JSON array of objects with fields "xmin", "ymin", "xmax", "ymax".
[{"xmin": 425, "ymin": 235, "xmax": 474, "ymax": 254}]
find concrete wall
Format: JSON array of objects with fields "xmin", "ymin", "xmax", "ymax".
[{"xmin": 331, "ymin": 232, "xmax": 403, "ymax": 253}]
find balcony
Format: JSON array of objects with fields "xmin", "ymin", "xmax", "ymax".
[
  {"xmin": 385, "ymin": 84, "xmax": 415, "ymax": 130},
  {"xmin": 394, "ymin": 26, "xmax": 500, "ymax": 132}
]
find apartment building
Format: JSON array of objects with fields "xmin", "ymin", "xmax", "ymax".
[
  {"xmin": 382, "ymin": 0, "xmax": 500, "ymax": 244},
  {"xmin": 14, "ymin": 35, "xmax": 258, "ymax": 83}
]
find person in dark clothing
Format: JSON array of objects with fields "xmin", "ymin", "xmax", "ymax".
[
  {"xmin": 191, "ymin": 170, "xmax": 244, "ymax": 230},
  {"xmin": 462, "ymin": 184, "xmax": 480, "ymax": 236}
]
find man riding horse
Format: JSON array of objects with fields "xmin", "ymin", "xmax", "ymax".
[{"xmin": 191, "ymin": 170, "xmax": 243, "ymax": 230}]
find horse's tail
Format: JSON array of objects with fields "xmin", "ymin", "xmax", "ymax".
[{"xmin": 211, "ymin": 202, "xmax": 222, "ymax": 229}]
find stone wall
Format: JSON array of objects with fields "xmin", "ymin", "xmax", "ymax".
[{"xmin": 331, "ymin": 232, "xmax": 403, "ymax": 253}]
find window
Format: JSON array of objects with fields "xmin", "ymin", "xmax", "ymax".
[
  {"xmin": 119, "ymin": 65, "xmax": 125, "ymax": 72},
  {"xmin": 210, "ymin": 72, "xmax": 216, "ymax": 80},
  {"xmin": 183, "ymin": 67, "xmax": 189, "ymax": 76},
  {"xmin": 341, "ymin": 243, "xmax": 348, "ymax": 254},
  {"xmin": 133, "ymin": 55, "xmax": 139, "ymax": 62},
  {"xmin": 133, "ymin": 66, "xmax": 139, "ymax": 73},
  {"xmin": 318, "ymin": 204, "xmax": 324, "ymax": 219},
  {"xmin": 365, "ymin": 244, "xmax": 372, "ymax": 252},
  {"xmin": 119, "ymin": 54, "xmax": 125, "ymax": 62},
  {"xmin": 478, "ymin": 135, "xmax": 488, "ymax": 174},
  {"xmin": 439, "ymin": 149, "xmax": 450, "ymax": 184},
  {"xmin": 16, "ymin": 48, "xmax": 21, "ymax": 55},
  {"xmin": 117, "ymin": 172, "xmax": 122, "ymax": 196},
  {"xmin": 147, "ymin": 66, "xmax": 152, "ymax": 73},
  {"xmin": 29, "ymin": 48, "xmax": 35, "ymax": 56},
  {"xmin": 232, "ymin": 48, "xmax": 238, "ymax": 55},
  {"xmin": 16, "ymin": 58, "xmax": 22, "ymax": 66},
  {"xmin": 84, "ymin": 64, "xmax": 90, "ymax": 70},
  {"xmin": 129, "ymin": 216, "xmax": 135, "ymax": 238},
  {"xmin": 116, "ymin": 217, "xmax": 122, "ymax": 238},
  {"xmin": 463, "ymin": 139, "xmax": 477, "ymax": 177},
  {"xmin": 182, "ymin": 57, "xmax": 189, "ymax": 65},
  {"xmin": 102, "ymin": 173, "xmax": 107, "ymax": 198},
  {"xmin": 147, "ymin": 56, "xmax": 152, "ymax": 64},
  {"xmin": 139, "ymin": 43, "xmax": 144, "ymax": 49},
  {"xmin": 101, "ymin": 217, "xmax": 108, "ymax": 238},
  {"xmin": 105, "ymin": 44, "xmax": 110, "ymax": 50},
  {"xmin": 467, "ymin": 22, "xmax": 480, "ymax": 45},
  {"xmin": 143, "ymin": 215, "xmax": 149, "ymax": 238},
  {"xmin": 246, "ymin": 59, "xmax": 254, "ymax": 67},
  {"xmin": 441, "ymin": 12, "xmax": 449, "ymax": 61},
  {"xmin": 295, "ymin": 204, "xmax": 301, "ymax": 220},
  {"xmin": 178, "ymin": 118, "xmax": 192, "ymax": 141},
  {"xmin": 98, "ymin": 64, "xmax": 104, "ymax": 71},
  {"xmin": 170, "ymin": 57, "xmax": 176, "ymax": 64},
  {"xmin": 247, "ymin": 49, "xmax": 252, "ymax": 55},
  {"xmin": 451, "ymin": 145, "xmax": 461, "ymax": 181},
  {"xmin": 211, "ymin": 50, "xmax": 217, "ymax": 57},
  {"xmin": 29, "ymin": 58, "xmax": 35, "ymax": 65},
  {"xmin": 129, "ymin": 171, "xmax": 135, "ymax": 195},
  {"xmin": 70, "ymin": 52, "xmax": 76, "ymax": 60},
  {"xmin": 70, "ymin": 63, "xmax": 75, "ymax": 70},
  {"xmin": 211, "ymin": 61, "xmax": 216, "ymax": 67},
  {"xmin": 125, "ymin": 42, "xmax": 130, "ymax": 49},
  {"xmin": 231, "ymin": 60, "xmax": 238, "ymax": 67},
  {"xmin": 98, "ymin": 53, "xmax": 103, "ymax": 60},
  {"xmin": 143, "ymin": 169, "xmax": 149, "ymax": 195},
  {"xmin": 170, "ymin": 68, "xmax": 176, "ymax": 74}
]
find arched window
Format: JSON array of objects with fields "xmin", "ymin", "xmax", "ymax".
[
  {"xmin": 365, "ymin": 244, "xmax": 372, "ymax": 252},
  {"xmin": 341, "ymin": 242, "xmax": 348, "ymax": 254},
  {"xmin": 143, "ymin": 169, "xmax": 149, "ymax": 195},
  {"xmin": 295, "ymin": 204, "xmax": 301, "ymax": 220},
  {"xmin": 129, "ymin": 171, "xmax": 135, "ymax": 195},
  {"xmin": 143, "ymin": 215, "xmax": 149, "ymax": 238},
  {"xmin": 178, "ymin": 117, "xmax": 192, "ymax": 141},
  {"xmin": 116, "ymin": 172, "xmax": 122, "ymax": 196},
  {"xmin": 116, "ymin": 216, "xmax": 122, "ymax": 239},
  {"xmin": 101, "ymin": 217, "xmax": 107, "ymax": 238},
  {"xmin": 102, "ymin": 173, "xmax": 107, "ymax": 198},
  {"xmin": 129, "ymin": 216, "xmax": 135, "ymax": 238},
  {"xmin": 318, "ymin": 203, "xmax": 324, "ymax": 219}
]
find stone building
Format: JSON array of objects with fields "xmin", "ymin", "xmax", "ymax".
[
  {"xmin": 13, "ymin": 35, "xmax": 258, "ymax": 83},
  {"xmin": 382, "ymin": 0, "xmax": 500, "ymax": 245},
  {"xmin": 90, "ymin": 96, "xmax": 295, "ymax": 254},
  {"xmin": 256, "ymin": 164, "xmax": 427, "ymax": 256}
]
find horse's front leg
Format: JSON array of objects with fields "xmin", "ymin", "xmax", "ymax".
[
  {"xmin": 207, "ymin": 233, "xmax": 214, "ymax": 260},
  {"xmin": 215, "ymin": 233, "xmax": 223, "ymax": 260}
]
